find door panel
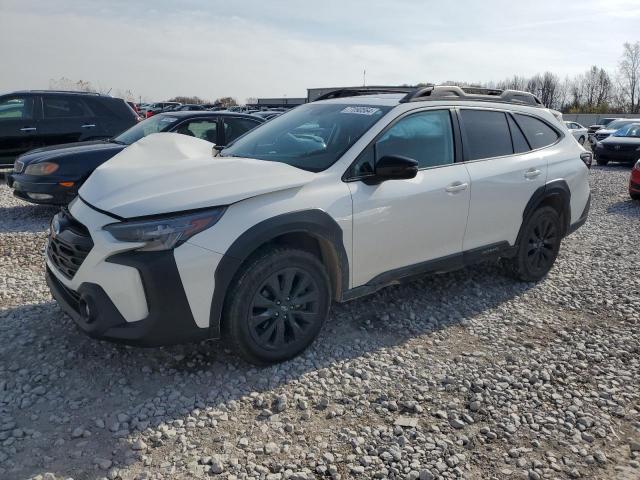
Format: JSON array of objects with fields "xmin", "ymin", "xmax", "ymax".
[
  {"xmin": 349, "ymin": 165, "xmax": 471, "ymax": 286},
  {"xmin": 348, "ymin": 109, "xmax": 469, "ymax": 287},
  {"xmin": 37, "ymin": 95, "xmax": 97, "ymax": 147},
  {"xmin": 463, "ymin": 152, "xmax": 547, "ymax": 250},
  {"xmin": 458, "ymin": 108, "xmax": 549, "ymax": 251},
  {"xmin": 0, "ymin": 95, "xmax": 38, "ymax": 166}
]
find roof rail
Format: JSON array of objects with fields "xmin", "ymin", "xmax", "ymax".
[
  {"xmin": 22, "ymin": 90, "xmax": 102, "ymax": 96},
  {"xmin": 313, "ymin": 87, "xmax": 415, "ymax": 102},
  {"xmin": 400, "ymin": 85, "xmax": 543, "ymax": 107}
]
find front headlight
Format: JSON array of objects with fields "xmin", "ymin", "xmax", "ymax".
[
  {"xmin": 103, "ymin": 207, "xmax": 226, "ymax": 251},
  {"xmin": 24, "ymin": 162, "xmax": 59, "ymax": 175}
]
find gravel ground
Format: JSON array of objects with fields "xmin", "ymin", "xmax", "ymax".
[{"xmin": 0, "ymin": 167, "xmax": 638, "ymax": 480}]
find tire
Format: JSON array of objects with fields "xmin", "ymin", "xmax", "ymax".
[
  {"xmin": 596, "ymin": 156, "xmax": 609, "ymax": 166},
  {"xmin": 578, "ymin": 136, "xmax": 585, "ymax": 145},
  {"xmin": 224, "ymin": 247, "xmax": 331, "ymax": 365},
  {"xmin": 503, "ymin": 206, "xmax": 562, "ymax": 282}
]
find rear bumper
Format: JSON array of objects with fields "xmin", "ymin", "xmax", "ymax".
[
  {"xmin": 567, "ymin": 193, "xmax": 590, "ymax": 236},
  {"xmin": 8, "ymin": 173, "xmax": 79, "ymax": 205},
  {"xmin": 47, "ymin": 248, "xmax": 211, "ymax": 346}
]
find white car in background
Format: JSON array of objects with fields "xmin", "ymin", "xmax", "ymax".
[{"xmin": 564, "ymin": 121, "xmax": 588, "ymax": 145}]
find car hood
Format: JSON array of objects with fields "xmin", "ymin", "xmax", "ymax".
[
  {"xmin": 79, "ymin": 133, "xmax": 316, "ymax": 218},
  {"xmin": 600, "ymin": 136, "xmax": 640, "ymax": 145},
  {"xmin": 19, "ymin": 140, "xmax": 124, "ymax": 164}
]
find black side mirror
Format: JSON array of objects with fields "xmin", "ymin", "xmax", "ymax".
[{"xmin": 373, "ymin": 155, "xmax": 419, "ymax": 181}]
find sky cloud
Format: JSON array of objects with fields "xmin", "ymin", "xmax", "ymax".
[{"xmin": 0, "ymin": 0, "xmax": 637, "ymax": 102}]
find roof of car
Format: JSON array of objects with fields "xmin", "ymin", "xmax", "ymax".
[
  {"xmin": 156, "ymin": 111, "xmax": 265, "ymax": 120},
  {"xmin": 6, "ymin": 90, "xmax": 107, "ymax": 96}
]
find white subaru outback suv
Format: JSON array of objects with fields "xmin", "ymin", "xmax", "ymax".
[{"xmin": 45, "ymin": 86, "xmax": 591, "ymax": 364}]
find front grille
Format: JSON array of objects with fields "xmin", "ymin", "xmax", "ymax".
[
  {"xmin": 47, "ymin": 209, "xmax": 93, "ymax": 280},
  {"xmin": 595, "ymin": 133, "xmax": 609, "ymax": 141},
  {"xmin": 604, "ymin": 143, "xmax": 637, "ymax": 152},
  {"xmin": 14, "ymin": 160, "xmax": 24, "ymax": 173}
]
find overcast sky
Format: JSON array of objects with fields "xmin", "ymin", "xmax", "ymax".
[{"xmin": 1, "ymin": 0, "xmax": 638, "ymax": 102}]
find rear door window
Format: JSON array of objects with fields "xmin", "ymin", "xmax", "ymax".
[
  {"xmin": 460, "ymin": 109, "xmax": 513, "ymax": 160},
  {"xmin": 43, "ymin": 96, "xmax": 91, "ymax": 119},
  {"xmin": 513, "ymin": 114, "xmax": 560, "ymax": 149},
  {"xmin": 223, "ymin": 117, "xmax": 261, "ymax": 144},
  {"xmin": 173, "ymin": 119, "xmax": 218, "ymax": 142}
]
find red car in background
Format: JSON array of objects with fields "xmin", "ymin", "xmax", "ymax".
[{"xmin": 630, "ymin": 160, "xmax": 640, "ymax": 200}]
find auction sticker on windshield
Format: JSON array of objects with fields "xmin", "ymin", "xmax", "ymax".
[{"xmin": 341, "ymin": 106, "xmax": 381, "ymax": 115}]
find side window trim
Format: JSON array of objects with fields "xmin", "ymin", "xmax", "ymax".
[
  {"xmin": 342, "ymin": 107, "xmax": 459, "ymax": 182},
  {"xmin": 506, "ymin": 112, "xmax": 532, "ymax": 151}
]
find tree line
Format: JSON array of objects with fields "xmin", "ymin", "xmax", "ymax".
[{"xmin": 439, "ymin": 42, "xmax": 640, "ymax": 113}]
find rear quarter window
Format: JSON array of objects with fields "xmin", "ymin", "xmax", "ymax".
[
  {"xmin": 86, "ymin": 98, "xmax": 134, "ymax": 120},
  {"xmin": 514, "ymin": 114, "xmax": 560, "ymax": 149}
]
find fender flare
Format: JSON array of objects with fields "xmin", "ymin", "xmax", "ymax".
[
  {"xmin": 208, "ymin": 209, "xmax": 349, "ymax": 338},
  {"xmin": 519, "ymin": 179, "xmax": 571, "ymax": 244}
]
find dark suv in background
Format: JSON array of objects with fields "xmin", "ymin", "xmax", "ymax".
[{"xmin": 0, "ymin": 91, "xmax": 138, "ymax": 169}]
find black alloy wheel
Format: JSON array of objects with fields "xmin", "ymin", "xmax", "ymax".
[
  {"xmin": 224, "ymin": 248, "xmax": 331, "ymax": 365},
  {"xmin": 502, "ymin": 206, "xmax": 562, "ymax": 282},
  {"xmin": 525, "ymin": 215, "xmax": 558, "ymax": 276},
  {"xmin": 248, "ymin": 268, "xmax": 321, "ymax": 350}
]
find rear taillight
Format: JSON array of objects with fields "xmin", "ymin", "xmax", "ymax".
[{"xmin": 580, "ymin": 152, "xmax": 592, "ymax": 169}]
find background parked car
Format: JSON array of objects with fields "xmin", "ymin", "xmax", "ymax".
[
  {"xmin": 172, "ymin": 104, "xmax": 207, "ymax": 111},
  {"xmin": 590, "ymin": 118, "xmax": 638, "ymax": 148},
  {"xmin": 144, "ymin": 102, "xmax": 182, "ymax": 118},
  {"xmin": 630, "ymin": 159, "xmax": 640, "ymax": 200},
  {"xmin": 7, "ymin": 111, "xmax": 264, "ymax": 204},
  {"xmin": 0, "ymin": 91, "xmax": 138, "ymax": 170},
  {"xmin": 588, "ymin": 117, "xmax": 622, "ymax": 137},
  {"xmin": 594, "ymin": 122, "xmax": 640, "ymax": 166},
  {"xmin": 564, "ymin": 121, "xmax": 588, "ymax": 145}
]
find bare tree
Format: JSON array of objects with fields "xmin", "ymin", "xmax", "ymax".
[
  {"xmin": 618, "ymin": 41, "xmax": 640, "ymax": 113},
  {"xmin": 215, "ymin": 97, "xmax": 238, "ymax": 108},
  {"xmin": 48, "ymin": 77, "xmax": 96, "ymax": 92},
  {"xmin": 168, "ymin": 96, "xmax": 209, "ymax": 104}
]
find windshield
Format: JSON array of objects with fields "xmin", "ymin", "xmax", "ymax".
[
  {"xmin": 613, "ymin": 124, "xmax": 640, "ymax": 137},
  {"xmin": 600, "ymin": 118, "xmax": 617, "ymax": 126},
  {"xmin": 114, "ymin": 115, "xmax": 178, "ymax": 144},
  {"xmin": 605, "ymin": 119, "xmax": 633, "ymax": 130},
  {"xmin": 221, "ymin": 103, "xmax": 392, "ymax": 172}
]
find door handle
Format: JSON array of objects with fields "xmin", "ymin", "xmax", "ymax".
[
  {"xmin": 19, "ymin": 127, "xmax": 37, "ymax": 132},
  {"xmin": 81, "ymin": 124, "xmax": 96, "ymax": 128},
  {"xmin": 445, "ymin": 181, "xmax": 469, "ymax": 193},
  {"xmin": 524, "ymin": 168, "xmax": 542, "ymax": 179}
]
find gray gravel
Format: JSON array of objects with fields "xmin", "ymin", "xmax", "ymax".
[{"xmin": 0, "ymin": 166, "xmax": 639, "ymax": 480}]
